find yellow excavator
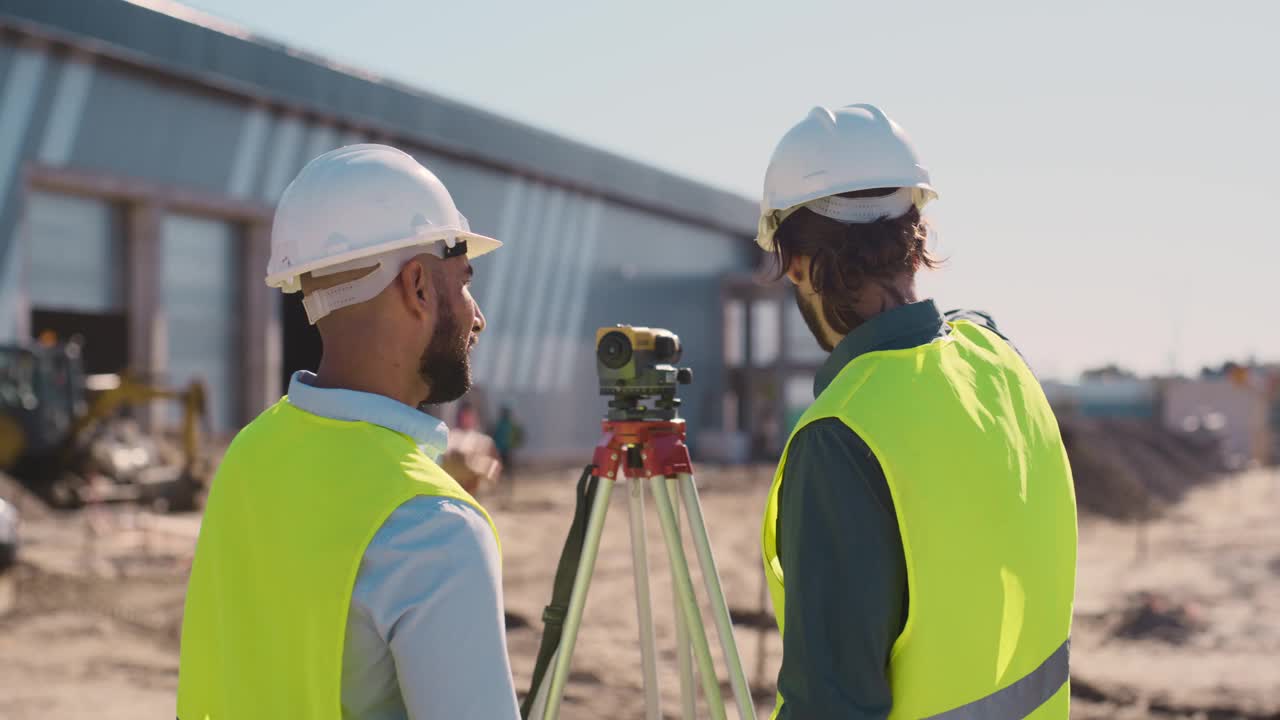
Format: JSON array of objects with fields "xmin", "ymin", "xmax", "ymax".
[{"xmin": 0, "ymin": 337, "xmax": 209, "ymax": 512}]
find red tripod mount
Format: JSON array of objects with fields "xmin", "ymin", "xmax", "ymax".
[{"xmin": 590, "ymin": 419, "xmax": 693, "ymax": 480}]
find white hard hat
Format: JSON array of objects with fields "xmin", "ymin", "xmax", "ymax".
[
  {"xmin": 755, "ymin": 104, "xmax": 938, "ymax": 251},
  {"xmin": 266, "ymin": 144, "xmax": 501, "ymax": 323}
]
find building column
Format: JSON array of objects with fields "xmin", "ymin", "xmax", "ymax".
[
  {"xmin": 718, "ymin": 281, "xmax": 735, "ymax": 433},
  {"xmin": 127, "ymin": 202, "xmax": 163, "ymax": 377},
  {"xmin": 741, "ymin": 293, "xmax": 756, "ymax": 455},
  {"xmin": 126, "ymin": 202, "xmax": 164, "ymax": 427},
  {"xmin": 7, "ymin": 213, "xmax": 31, "ymax": 343},
  {"xmin": 774, "ymin": 290, "xmax": 789, "ymax": 449},
  {"xmin": 242, "ymin": 221, "xmax": 280, "ymax": 418}
]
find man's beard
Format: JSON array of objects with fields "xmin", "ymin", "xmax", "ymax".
[
  {"xmin": 795, "ymin": 286, "xmax": 836, "ymax": 353},
  {"xmin": 419, "ymin": 301, "xmax": 472, "ymax": 405}
]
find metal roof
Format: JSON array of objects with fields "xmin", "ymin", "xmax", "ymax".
[{"xmin": 0, "ymin": 0, "xmax": 757, "ymax": 237}]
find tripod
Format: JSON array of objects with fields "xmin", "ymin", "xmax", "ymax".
[{"xmin": 523, "ymin": 415, "xmax": 757, "ymax": 720}]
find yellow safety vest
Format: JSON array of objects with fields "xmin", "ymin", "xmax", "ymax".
[
  {"xmin": 177, "ymin": 399, "xmax": 498, "ymax": 719},
  {"xmin": 761, "ymin": 321, "xmax": 1077, "ymax": 719}
]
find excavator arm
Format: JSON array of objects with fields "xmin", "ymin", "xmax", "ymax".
[{"xmin": 67, "ymin": 375, "xmax": 208, "ymax": 471}]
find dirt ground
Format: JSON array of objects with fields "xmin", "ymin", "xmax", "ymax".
[{"xmin": 1, "ymin": 466, "xmax": 1278, "ymax": 719}]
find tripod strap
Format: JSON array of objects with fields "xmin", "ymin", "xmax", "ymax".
[{"xmin": 521, "ymin": 464, "xmax": 599, "ymax": 719}]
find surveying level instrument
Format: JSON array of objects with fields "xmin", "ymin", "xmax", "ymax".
[{"xmin": 522, "ymin": 326, "xmax": 756, "ymax": 720}]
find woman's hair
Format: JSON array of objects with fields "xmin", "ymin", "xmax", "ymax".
[{"xmin": 772, "ymin": 188, "xmax": 942, "ymax": 335}]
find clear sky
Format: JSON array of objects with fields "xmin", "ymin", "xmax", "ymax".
[{"xmin": 182, "ymin": 0, "xmax": 1278, "ymax": 380}]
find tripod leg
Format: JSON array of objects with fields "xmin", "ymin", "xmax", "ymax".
[
  {"xmin": 525, "ymin": 646, "xmax": 559, "ymax": 719},
  {"xmin": 668, "ymin": 477, "xmax": 696, "ymax": 720},
  {"xmin": 626, "ymin": 476, "xmax": 662, "ymax": 720},
  {"xmin": 676, "ymin": 472, "xmax": 758, "ymax": 720},
  {"xmin": 651, "ymin": 476, "xmax": 728, "ymax": 720},
  {"xmin": 540, "ymin": 475, "xmax": 616, "ymax": 720}
]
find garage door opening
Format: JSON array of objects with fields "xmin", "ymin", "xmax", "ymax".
[{"xmin": 29, "ymin": 309, "xmax": 129, "ymax": 376}]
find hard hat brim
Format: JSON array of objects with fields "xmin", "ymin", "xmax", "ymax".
[
  {"xmin": 266, "ymin": 228, "xmax": 503, "ymax": 293},
  {"xmin": 463, "ymin": 232, "xmax": 502, "ymax": 260}
]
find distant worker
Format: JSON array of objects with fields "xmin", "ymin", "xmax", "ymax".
[
  {"xmin": 491, "ymin": 405, "xmax": 524, "ymax": 503},
  {"xmin": 440, "ymin": 401, "xmax": 502, "ymax": 495},
  {"xmin": 755, "ymin": 105, "xmax": 1078, "ymax": 719},
  {"xmin": 178, "ymin": 145, "xmax": 520, "ymax": 719},
  {"xmin": 0, "ymin": 497, "xmax": 17, "ymax": 572}
]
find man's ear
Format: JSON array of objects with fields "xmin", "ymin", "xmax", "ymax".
[
  {"xmin": 398, "ymin": 259, "xmax": 431, "ymax": 317},
  {"xmin": 785, "ymin": 254, "xmax": 807, "ymax": 286}
]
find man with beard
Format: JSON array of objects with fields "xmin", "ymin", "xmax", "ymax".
[
  {"xmin": 178, "ymin": 145, "xmax": 520, "ymax": 720},
  {"xmin": 756, "ymin": 106, "xmax": 1077, "ymax": 720}
]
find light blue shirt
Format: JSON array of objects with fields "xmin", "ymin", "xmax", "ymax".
[{"xmin": 287, "ymin": 371, "xmax": 520, "ymax": 720}]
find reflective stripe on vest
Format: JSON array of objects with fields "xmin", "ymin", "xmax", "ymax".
[{"xmin": 923, "ymin": 640, "xmax": 1070, "ymax": 720}]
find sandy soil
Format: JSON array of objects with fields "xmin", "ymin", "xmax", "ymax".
[
  {"xmin": 1, "ymin": 466, "xmax": 1278, "ymax": 719},
  {"xmin": 1069, "ymin": 469, "xmax": 1280, "ymax": 719}
]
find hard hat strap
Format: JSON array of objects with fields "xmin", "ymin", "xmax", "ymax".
[
  {"xmin": 296, "ymin": 236, "xmax": 472, "ymax": 323},
  {"xmin": 442, "ymin": 239, "xmax": 468, "ymax": 259},
  {"xmin": 301, "ymin": 246, "xmax": 426, "ymax": 325}
]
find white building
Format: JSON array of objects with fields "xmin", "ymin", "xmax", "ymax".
[{"xmin": 0, "ymin": 0, "xmax": 759, "ymax": 457}]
